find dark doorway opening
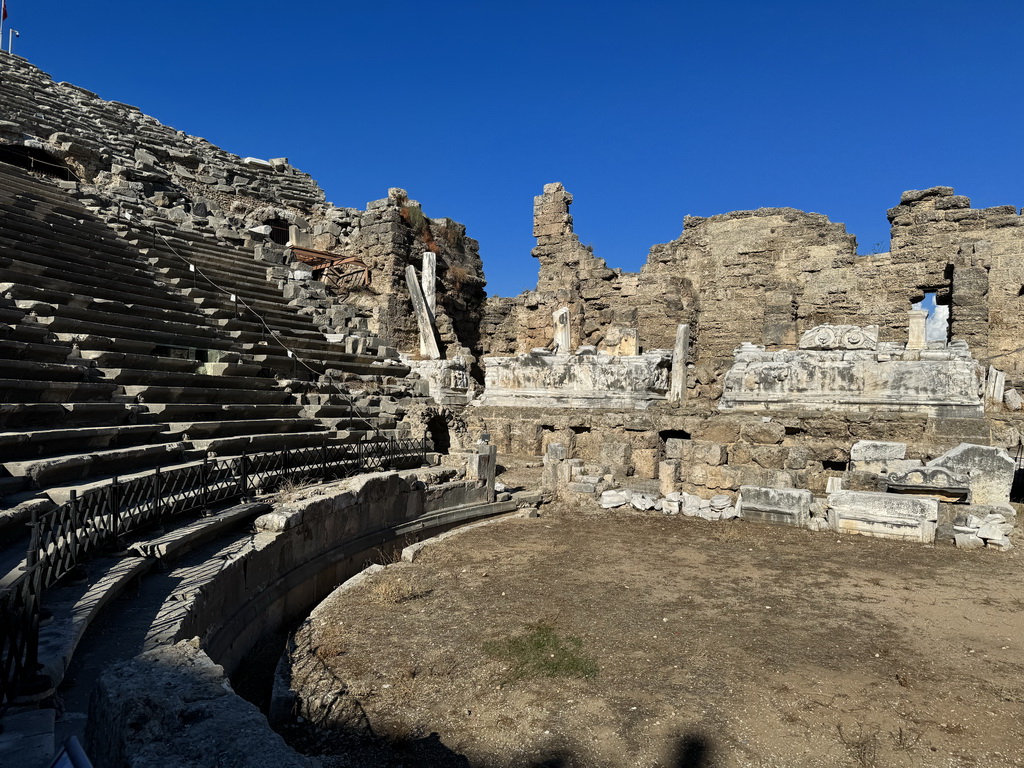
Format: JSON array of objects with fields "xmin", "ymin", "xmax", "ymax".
[
  {"xmin": 0, "ymin": 144, "xmax": 79, "ymax": 181},
  {"xmin": 265, "ymin": 218, "xmax": 290, "ymax": 246},
  {"xmin": 426, "ymin": 415, "xmax": 451, "ymax": 455}
]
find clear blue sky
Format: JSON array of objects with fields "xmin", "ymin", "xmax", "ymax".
[{"xmin": 6, "ymin": 1, "xmax": 1024, "ymax": 296}]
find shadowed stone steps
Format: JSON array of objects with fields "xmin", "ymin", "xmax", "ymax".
[
  {"xmin": 0, "ymin": 403, "xmax": 148, "ymax": 430},
  {"xmin": 0, "ymin": 424, "xmax": 171, "ymax": 461},
  {"xmin": 0, "ymin": 377, "xmax": 118, "ymax": 403},
  {"xmin": 3, "ymin": 441, "xmax": 189, "ymax": 489}
]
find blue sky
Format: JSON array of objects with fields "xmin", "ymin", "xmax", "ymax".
[{"xmin": 5, "ymin": 1, "xmax": 1024, "ymax": 296}]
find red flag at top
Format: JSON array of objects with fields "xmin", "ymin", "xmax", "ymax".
[{"xmin": 2, "ymin": 1, "xmax": 7, "ymax": 22}]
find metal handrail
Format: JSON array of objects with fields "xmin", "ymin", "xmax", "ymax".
[{"xmin": 0, "ymin": 436, "xmax": 426, "ymax": 710}]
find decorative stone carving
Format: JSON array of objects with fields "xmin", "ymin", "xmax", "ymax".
[
  {"xmin": 798, "ymin": 324, "xmax": 879, "ymax": 351},
  {"xmin": 926, "ymin": 443, "xmax": 1015, "ymax": 508},
  {"xmin": 721, "ymin": 332, "xmax": 985, "ymax": 416},
  {"xmin": 887, "ymin": 466, "xmax": 969, "ymax": 502},
  {"xmin": 478, "ymin": 352, "xmax": 671, "ymax": 410}
]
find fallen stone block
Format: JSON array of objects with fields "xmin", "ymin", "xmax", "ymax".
[
  {"xmin": 631, "ymin": 493, "xmax": 657, "ymax": 510},
  {"xmin": 827, "ymin": 490, "xmax": 939, "ymax": 543},
  {"xmin": 954, "ymin": 533, "xmax": 985, "ymax": 550},
  {"xmin": 566, "ymin": 482, "xmax": 596, "ymax": 494},
  {"xmin": 927, "ymin": 443, "xmax": 1015, "ymax": 507},
  {"xmin": 736, "ymin": 486, "xmax": 812, "ymax": 528},
  {"xmin": 599, "ymin": 490, "xmax": 630, "ymax": 509}
]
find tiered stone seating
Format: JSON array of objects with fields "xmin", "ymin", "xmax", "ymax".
[{"xmin": 0, "ymin": 163, "xmax": 417, "ymax": 535}]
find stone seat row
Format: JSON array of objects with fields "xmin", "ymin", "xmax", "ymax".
[{"xmin": 0, "ymin": 166, "xmax": 412, "ymax": 524}]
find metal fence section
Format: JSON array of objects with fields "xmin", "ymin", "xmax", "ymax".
[{"xmin": 0, "ymin": 436, "xmax": 426, "ymax": 710}]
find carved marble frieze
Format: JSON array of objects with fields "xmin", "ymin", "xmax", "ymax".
[{"xmin": 798, "ymin": 324, "xmax": 879, "ymax": 351}]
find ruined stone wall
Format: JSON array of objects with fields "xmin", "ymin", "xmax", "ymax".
[
  {"xmin": 888, "ymin": 187, "xmax": 1024, "ymax": 377},
  {"xmin": 483, "ymin": 183, "xmax": 1024, "ymax": 405},
  {"xmin": 0, "ymin": 53, "xmax": 487, "ymax": 360}
]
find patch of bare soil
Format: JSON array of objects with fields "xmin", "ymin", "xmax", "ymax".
[{"xmin": 283, "ymin": 500, "xmax": 1024, "ymax": 768}]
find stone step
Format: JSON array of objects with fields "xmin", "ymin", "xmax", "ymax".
[
  {"xmin": 0, "ymin": 253, "xmax": 179, "ymax": 311},
  {"xmin": 43, "ymin": 314, "xmax": 238, "ymax": 353},
  {"xmin": 0, "ymin": 424, "xmax": 171, "ymax": 462},
  {"xmin": 0, "ymin": 271, "xmax": 201, "ymax": 316},
  {"xmin": 141, "ymin": 402, "xmax": 307, "ymax": 421},
  {"xmin": 0, "ymin": 234, "xmax": 159, "ymax": 292},
  {"xmin": 97, "ymin": 367, "xmax": 282, "ymax": 392},
  {"xmin": 188, "ymin": 429, "xmax": 358, "ymax": 457},
  {"xmin": 0, "ymin": 377, "xmax": 118, "ymax": 403},
  {"xmin": 0, "ymin": 319, "xmax": 53, "ymax": 343},
  {"xmin": 4, "ymin": 441, "xmax": 188, "ymax": 489},
  {"xmin": 118, "ymin": 384, "xmax": 294, "ymax": 405},
  {"xmin": 0, "ymin": 202, "xmax": 151, "ymax": 271},
  {"xmin": 164, "ymin": 418, "xmax": 322, "ymax": 441},
  {"xmin": 7, "ymin": 284, "xmax": 215, "ymax": 331},
  {"xmin": 0, "ymin": 337, "xmax": 74, "ymax": 363},
  {"xmin": 0, "ymin": 358, "xmax": 98, "ymax": 383},
  {"xmin": 143, "ymin": 247, "xmax": 270, "ymax": 281},
  {"xmin": 77, "ymin": 350, "xmax": 214, "ymax": 374},
  {"xmin": 0, "ymin": 402, "xmax": 148, "ymax": 430}
]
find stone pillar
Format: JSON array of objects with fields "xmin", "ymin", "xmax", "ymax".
[
  {"xmin": 552, "ymin": 307, "xmax": 570, "ymax": 353},
  {"xmin": 669, "ymin": 323, "xmax": 690, "ymax": 403},
  {"xmin": 421, "ymin": 251, "xmax": 436, "ymax": 315},
  {"xmin": 659, "ymin": 460, "xmax": 679, "ymax": 496},
  {"xmin": 404, "ymin": 265, "xmax": 440, "ymax": 359},
  {"xmin": 985, "ymin": 366, "xmax": 1006, "ymax": 407},
  {"xmin": 907, "ymin": 310, "xmax": 928, "ymax": 350}
]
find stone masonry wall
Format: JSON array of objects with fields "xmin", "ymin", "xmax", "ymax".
[{"xmin": 483, "ymin": 183, "xmax": 1024, "ymax": 406}]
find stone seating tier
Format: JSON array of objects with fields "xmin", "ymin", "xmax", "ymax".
[{"xmin": 0, "ymin": 163, "xmax": 420, "ymax": 552}]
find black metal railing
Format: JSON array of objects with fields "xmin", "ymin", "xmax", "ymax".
[{"xmin": 0, "ymin": 436, "xmax": 426, "ymax": 710}]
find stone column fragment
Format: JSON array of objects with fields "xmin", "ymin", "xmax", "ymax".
[
  {"xmin": 669, "ymin": 323, "xmax": 690, "ymax": 403},
  {"xmin": 421, "ymin": 251, "xmax": 436, "ymax": 315},
  {"xmin": 405, "ymin": 265, "xmax": 440, "ymax": 359},
  {"xmin": 907, "ymin": 310, "xmax": 928, "ymax": 350},
  {"xmin": 552, "ymin": 307, "xmax": 570, "ymax": 353}
]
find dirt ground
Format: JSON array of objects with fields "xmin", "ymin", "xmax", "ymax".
[{"xmin": 284, "ymin": 476, "xmax": 1024, "ymax": 768}]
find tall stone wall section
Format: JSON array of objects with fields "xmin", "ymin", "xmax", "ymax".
[{"xmin": 888, "ymin": 187, "xmax": 1024, "ymax": 376}]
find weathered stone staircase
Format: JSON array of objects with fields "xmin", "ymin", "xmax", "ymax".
[{"xmin": 0, "ymin": 162, "xmax": 421, "ymax": 549}]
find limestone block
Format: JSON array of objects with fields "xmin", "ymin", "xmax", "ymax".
[
  {"xmin": 659, "ymin": 460, "xmax": 679, "ymax": 496},
  {"xmin": 739, "ymin": 419, "xmax": 785, "ymax": 445},
  {"xmin": 850, "ymin": 441, "xmax": 907, "ymax": 463},
  {"xmin": 599, "ymin": 490, "xmax": 630, "ymax": 509},
  {"xmin": 632, "ymin": 448, "xmax": 659, "ymax": 479},
  {"xmin": 736, "ymin": 486, "xmax": 812, "ymax": 527},
  {"xmin": 631, "ymin": 493, "xmax": 657, "ymax": 510},
  {"xmin": 927, "ymin": 443, "xmax": 1015, "ymax": 507},
  {"xmin": 750, "ymin": 446, "xmax": 787, "ymax": 470},
  {"xmin": 985, "ymin": 366, "xmax": 1006, "ymax": 406},
  {"xmin": 664, "ymin": 437, "xmax": 685, "ymax": 459},
  {"xmin": 1004, "ymin": 388, "xmax": 1023, "ymax": 411},
  {"xmin": 680, "ymin": 440, "xmax": 726, "ymax": 466},
  {"xmin": 567, "ymin": 482, "xmax": 596, "ymax": 494},
  {"xmin": 827, "ymin": 490, "xmax": 939, "ymax": 543}
]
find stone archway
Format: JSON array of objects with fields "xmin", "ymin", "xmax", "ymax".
[{"xmin": 413, "ymin": 406, "xmax": 468, "ymax": 454}]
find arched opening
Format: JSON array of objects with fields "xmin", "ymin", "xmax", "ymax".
[
  {"xmin": 265, "ymin": 218, "xmax": 290, "ymax": 246},
  {"xmin": 426, "ymin": 415, "xmax": 451, "ymax": 455},
  {"xmin": 0, "ymin": 144, "xmax": 79, "ymax": 181}
]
